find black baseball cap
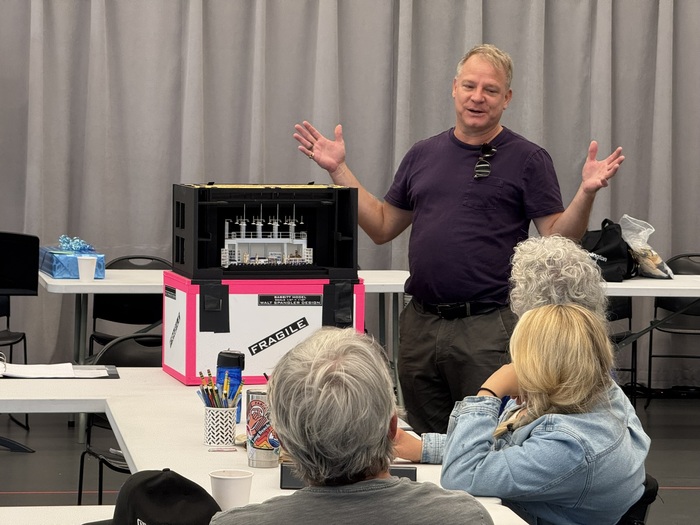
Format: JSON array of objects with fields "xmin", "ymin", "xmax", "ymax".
[{"xmin": 84, "ymin": 468, "xmax": 220, "ymax": 525}]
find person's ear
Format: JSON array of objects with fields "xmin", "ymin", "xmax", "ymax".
[
  {"xmin": 503, "ymin": 88, "xmax": 513, "ymax": 109},
  {"xmin": 388, "ymin": 413, "xmax": 398, "ymax": 440}
]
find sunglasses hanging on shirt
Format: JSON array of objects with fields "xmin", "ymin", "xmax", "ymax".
[{"xmin": 474, "ymin": 143, "xmax": 497, "ymax": 178}]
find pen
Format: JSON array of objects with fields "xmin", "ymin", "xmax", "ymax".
[{"xmin": 197, "ymin": 389, "xmax": 207, "ymax": 407}]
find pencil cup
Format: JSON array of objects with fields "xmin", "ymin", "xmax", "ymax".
[{"xmin": 204, "ymin": 406, "xmax": 238, "ymax": 446}]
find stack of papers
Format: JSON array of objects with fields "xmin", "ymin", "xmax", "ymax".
[{"xmin": 0, "ymin": 361, "xmax": 109, "ymax": 379}]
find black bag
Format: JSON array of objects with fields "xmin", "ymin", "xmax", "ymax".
[{"xmin": 581, "ymin": 219, "xmax": 638, "ymax": 282}]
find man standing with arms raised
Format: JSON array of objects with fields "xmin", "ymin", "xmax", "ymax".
[{"xmin": 294, "ymin": 44, "xmax": 624, "ymax": 434}]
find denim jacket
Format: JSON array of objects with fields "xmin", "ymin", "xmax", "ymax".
[{"xmin": 441, "ymin": 384, "xmax": 650, "ymax": 525}]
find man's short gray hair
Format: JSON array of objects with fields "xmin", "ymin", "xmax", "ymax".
[
  {"xmin": 456, "ymin": 44, "xmax": 513, "ymax": 89},
  {"xmin": 268, "ymin": 327, "xmax": 396, "ymax": 486}
]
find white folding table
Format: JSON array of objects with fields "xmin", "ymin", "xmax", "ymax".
[{"xmin": 0, "ymin": 368, "xmax": 525, "ymax": 525}]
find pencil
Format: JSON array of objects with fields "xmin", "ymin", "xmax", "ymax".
[
  {"xmin": 231, "ymin": 378, "xmax": 245, "ymax": 407},
  {"xmin": 222, "ymin": 371, "xmax": 230, "ymax": 408}
]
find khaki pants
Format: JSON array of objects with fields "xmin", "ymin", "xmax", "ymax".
[{"xmin": 398, "ymin": 298, "xmax": 517, "ymax": 434}]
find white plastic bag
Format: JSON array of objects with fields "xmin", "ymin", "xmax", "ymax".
[{"xmin": 619, "ymin": 214, "xmax": 673, "ymax": 279}]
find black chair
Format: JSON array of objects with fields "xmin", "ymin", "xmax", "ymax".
[
  {"xmin": 608, "ymin": 296, "xmax": 641, "ymax": 407},
  {"xmin": 646, "ymin": 253, "xmax": 700, "ymax": 408},
  {"xmin": 0, "ymin": 295, "xmax": 28, "ymax": 365},
  {"xmin": 0, "ymin": 231, "xmax": 39, "ymax": 445},
  {"xmin": 88, "ymin": 255, "xmax": 170, "ymax": 356},
  {"xmin": 615, "ymin": 473, "xmax": 659, "ymax": 525},
  {"xmin": 0, "ymin": 295, "xmax": 32, "ymax": 432},
  {"xmin": 77, "ymin": 333, "xmax": 162, "ymax": 504}
]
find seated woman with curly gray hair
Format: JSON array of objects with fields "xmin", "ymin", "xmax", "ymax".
[{"xmin": 508, "ymin": 234, "xmax": 608, "ymax": 319}]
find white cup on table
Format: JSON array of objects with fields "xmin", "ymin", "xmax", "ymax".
[
  {"xmin": 76, "ymin": 256, "xmax": 97, "ymax": 281},
  {"xmin": 209, "ymin": 469, "xmax": 254, "ymax": 510}
]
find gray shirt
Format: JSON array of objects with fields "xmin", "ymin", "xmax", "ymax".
[{"xmin": 210, "ymin": 476, "xmax": 494, "ymax": 525}]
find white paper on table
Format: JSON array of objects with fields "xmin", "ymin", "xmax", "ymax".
[
  {"xmin": 0, "ymin": 361, "xmax": 108, "ymax": 378},
  {"xmin": 73, "ymin": 366, "xmax": 110, "ymax": 378}
]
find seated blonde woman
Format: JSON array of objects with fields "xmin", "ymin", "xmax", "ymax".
[
  {"xmin": 441, "ymin": 304, "xmax": 649, "ymax": 525},
  {"xmin": 394, "ymin": 234, "xmax": 610, "ymax": 463}
]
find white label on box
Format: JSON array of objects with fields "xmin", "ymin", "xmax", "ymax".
[{"xmin": 257, "ymin": 294, "xmax": 322, "ymax": 306}]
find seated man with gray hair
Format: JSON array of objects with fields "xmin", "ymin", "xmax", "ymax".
[
  {"xmin": 394, "ymin": 234, "xmax": 609, "ymax": 463},
  {"xmin": 211, "ymin": 327, "xmax": 493, "ymax": 525}
]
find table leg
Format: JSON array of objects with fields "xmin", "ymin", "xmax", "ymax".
[
  {"xmin": 377, "ymin": 293, "xmax": 403, "ymax": 404},
  {"xmin": 73, "ymin": 296, "xmax": 82, "ymax": 364},
  {"xmin": 378, "ymin": 294, "xmax": 387, "ymax": 347},
  {"xmin": 392, "ymin": 292, "xmax": 403, "ymax": 406},
  {"xmin": 68, "ymin": 296, "xmax": 81, "ymax": 431},
  {"xmin": 377, "ymin": 291, "xmax": 403, "ymax": 405},
  {"xmin": 74, "ymin": 294, "xmax": 89, "ymax": 443}
]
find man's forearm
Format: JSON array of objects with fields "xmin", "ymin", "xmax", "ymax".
[
  {"xmin": 329, "ymin": 163, "xmax": 410, "ymax": 245},
  {"xmin": 544, "ymin": 186, "xmax": 596, "ymax": 240}
]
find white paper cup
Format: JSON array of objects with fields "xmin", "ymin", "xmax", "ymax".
[
  {"xmin": 77, "ymin": 256, "xmax": 97, "ymax": 281},
  {"xmin": 209, "ymin": 469, "xmax": 254, "ymax": 510}
]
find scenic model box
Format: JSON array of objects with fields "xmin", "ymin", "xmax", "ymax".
[
  {"xmin": 172, "ymin": 183, "xmax": 358, "ymax": 281},
  {"xmin": 163, "ymin": 184, "xmax": 364, "ymax": 385}
]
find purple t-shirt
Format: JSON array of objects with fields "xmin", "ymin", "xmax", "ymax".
[{"xmin": 384, "ymin": 127, "xmax": 564, "ymax": 304}]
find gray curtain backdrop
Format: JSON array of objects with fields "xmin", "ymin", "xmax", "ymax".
[{"xmin": 1, "ymin": 0, "xmax": 698, "ymax": 388}]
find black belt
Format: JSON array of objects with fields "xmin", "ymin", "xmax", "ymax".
[{"xmin": 415, "ymin": 299, "xmax": 501, "ymax": 320}]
